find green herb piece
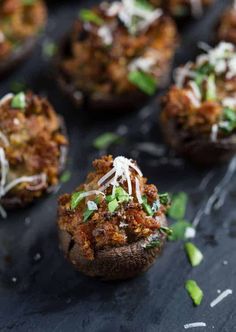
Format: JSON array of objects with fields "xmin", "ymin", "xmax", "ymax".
[
  {"xmin": 108, "ymin": 199, "xmax": 119, "ymax": 213},
  {"xmin": 185, "ymin": 280, "xmax": 203, "ymax": 306},
  {"xmin": 83, "ymin": 209, "xmax": 94, "ymax": 222},
  {"xmin": 184, "ymin": 242, "xmax": 203, "ymax": 267},
  {"xmin": 135, "ymin": 0, "xmax": 154, "ymax": 11},
  {"xmin": 168, "ymin": 192, "xmax": 188, "ymax": 220},
  {"xmin": 42, "ymin": 41, "xmax": 57, "ymax": 58},
  {"xmin": 168, "ymin": 220, "xmax": 192, "ymax": 241},
  {"xmin": 11, "ymin": 92, "xmax": 26, "ymax": 110},
  {"xmin": 93, "ymin": 132, "xmax": 121, "ymax": 150},
  {"xmin": 10, "ymin": 81, "xmax": 26, "ymax": 93},
  {"xmin": 60, "ymin": 170, "xmax": 71, "ymax": 183},
  {"xmin": 115, "ymin": 187, "xmax": 130, "ymax": 203},
  {"xmin": 79, "ymin": 9, "xmax": 104, "ymax": 25},
  {"xmin": 219, "ymin": 108, "xmax": 236, "ymax": 133},
  {"xmin": 22, "ymin": 0, "xmax": 36, "ymax": 5},
  {"xmin": 145, "ymin": 240, "xmax": 160, "ymax": 249},
  {"xmin": 195, "ymin": 63, "xmax": 214, "ymax": 87},
  {"xmin": 71, "ymin": 191, "xmax": 84, "ymax": 209},
  {"xmin": 206, "ymin": 74, "xmax": 216, "ymax": 101},
  {"xmin": 159, "ymin": 193, "xmax": 170, "ymax": 206},
  {"xmin": 160, "ymin": 226, "xmax": 173, "ymax": 236},
  {"xmin": 128, "ymin": 70, "xmax": 156, "ymax": 96},
  {"xmin": 106, "ymin": 194, "xmax": 115, "ymax": 203},
  {"xmin": 142, "ymin": 195, "xmax": 154, "ymax": 216}
]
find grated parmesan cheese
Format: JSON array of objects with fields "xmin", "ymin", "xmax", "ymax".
[
  {"xmin": 87, "ymin": 200, "xmax": 98, "ymax": 211},
  {"xmin": 0, "ymin": 93, "xmax": 13, "ymax": 106},
  {"xmin": 210, "ymin": 124, "xmax": 219, "ymax": 142},
  {"xmin": 107, "ymin": 0, "xmax": 162, "ymax": 34},
  {"xmin": 210, "ymin": 289, "xmax": 233, "ymax": 308},
  {"xmin": 97, "ymin": 25, "xmax": 113, "ymax": 45}
]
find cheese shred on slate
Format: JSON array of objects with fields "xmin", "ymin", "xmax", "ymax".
[
  {"xmin": 184, "ymin": 322, "xmax": 206, "ymax": 329},
  {"xmin": 210, "ymin": 289, "xmax": 233, "ymax": 308}
]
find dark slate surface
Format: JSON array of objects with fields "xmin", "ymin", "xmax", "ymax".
[{"xmin": 0, "ymin": 0, "xmax": 235, "ymax": 331}]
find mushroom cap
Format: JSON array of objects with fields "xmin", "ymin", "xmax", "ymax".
[
  {"xmin": 58, "ymin": 214, "xmax": 168, "ymax": 280},
  {"xmin": 56, "ymin": 36, "xmax": 173, "ymax": 113},
  {"xmin": 160, "ymin": 116, "xmax": 236, "ymax": 166}
]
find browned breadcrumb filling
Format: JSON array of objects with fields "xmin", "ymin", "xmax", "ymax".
[
  {"xmin": 59, "ymin": 4, "xmax": 178, "ymax": 96},
  {"xmin": 218, "ymin": 7, "xmax": 236, "ymax": 45},
  {"xmin": 151, "ymin": 0, "xmax": 214, "ymax": 16},
  {"xmin": 0, "ymin": 0, "xmax": 47, "ymax": 60},
  {"xmin": 0, "ymin": 91, "xmax": 68, "ymax": 205},
  {"xmin": 58, "ymin": 156, "xmax": 168, "ymax": 260},
  {"xmin": 162, "ymin": 56, "xmax": 236, "ymax": 137}
]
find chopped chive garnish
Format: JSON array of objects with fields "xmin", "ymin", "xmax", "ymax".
[
  {"xmin": 11, "ymin": 92, "xmax": 26, "ymax": 110},
  {"xmin": 128, "ymin": 70, "xmax": 157, "ymax": 96},
  {"xmin": 115, "ymin": 187, "xmax": 130, "ymax": 203},
  {"xmin": 106, "ymin": 195, "xmax": 115, "ymax": 203},
  {"xmin": 42, "ymin": 41, "xmax": 57, "ymax": 58},
  {"xmin": 83, "ymin": 209, "xmax": 94, "ymax": 222},
  {"xmin": 135, "ymin": 0, "xmax": 154, "ymax": 11},
  {"xmin": 206, "ymin": 74, "xmax": 216, "ymax": 101},
  {"xmin": 184, "ymin": 242, "xmax": 203, "ymax": 267},
  {"xmin": 185, "ymin": 280, "xmax": 203, "ymax": 306},
  {"xmin": 108, "ymin": 199, "xmax": 119, "ymax": 213},
  {"xmin": 71, "ymin": 191, "xmax": 84, "ymax": 209},
  {"xmin": 145, "ymin": 240, "xmax": 160, "ymax": 249},
  {"xmin": 93, "ymin": 132, "xmax": 121, "ymax": 150},
  {"xmin": 168, "ymin": 220, "xmax": 192, "ymax": 241},
  {"xmin": 159, "ymin": 193, "xmax": 170, "ymax": 206},
  {"xmin": 168, "ymin": 192, "xmax": 188, "ymax": 220},
  {"xmin": 142, "ymin": 195, "xmax": 154, "ymax": 216},
  {"xmin": 160, "ymin": 226, "xmax": 173, "ymax": 236},
  {"xmin": 60, "ymin": 170, "xmax": 71, "ymax": 183},
  {"xmin": 79, "ymin": 9, "xmax": 104, "ymax": 25}
]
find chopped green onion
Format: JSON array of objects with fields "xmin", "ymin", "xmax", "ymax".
[
  {"xmin": 159, "ymin": 193, "xmax": 170, "ymax": 206},
  {"xmin": 145, "ymin": 240, "xmax": 160, "ymax": 249},
  {"xmin": 219, "ymin": 108, "xmax": 236, "ymax": 133},
  {"xmin": 195, "ymin": 63, "xmax": 214, "ymax": 88},
  {"xmin": 71, "ymin": 191, "xmax": 84, "ymax": 209},
  {"xmin": 108, "ymin": 199, "xmax": 119, "ymax": 213},
  {"xmin": 60, "ymin": 170, "xmax": 71, "ymax": 183},
  {"xmin": 135, "ymin": 0, "xmax": 154, "ymax": 11},
  {"xmin": 106, "ymin": 195, "xmax": 114, "ymax": 203},
  {"xmin": 115, "ymin": 187, "xmax": 130, "ymax": 203},
  {"xmin": 11, "ymin": 92, "xmax": 26, "ymax": 110},
  {"xmin": 79, "ymin": 9, "xmax": 104, "ymax": 26},
  {"xmin": 184, "ymin": 242, "xmax": 203, "ymax": 267},
  {"xmin": 168, "ymin": 220, "xmax": 192, "ymax": 241},
  {"xmin": 128, "ymin": 70, "xmax": 157, "ymax": 96},
  {"xmin": 160, "ymin": 226, "xmax": 173, "ymax": 236},
  {"xmin": 142, "ymin": 195, "xmax": 154, "ymax": 216},
  {"xmin": 185, "ymin": 280, "xmax": 203, "ymax": 306},
  {"xmin": 206, "ymin": 74, "xmax": 216, "ymax": 101},
  {"xmin": 168, "ymin": 192, "xmax": 188, "ymax": 220},
  {"xmin": 93, "ymin": 132, "xmax": 121, "ymax": 150},
  {"xmin": 83, "ymin": 209, "xmax": 94, "ymax": 222},
  {"xmin": 42, "ymin": 41, "xmax": 57, "ymax": 58}
]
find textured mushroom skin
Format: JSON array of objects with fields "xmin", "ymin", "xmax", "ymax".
[
  {"xmin": 160, "ymin": 116, "xmax": 236, "ymax": 166},
  {"xmin": 59, "ymin": 215, "xmax": 167, "ymax": 280}
]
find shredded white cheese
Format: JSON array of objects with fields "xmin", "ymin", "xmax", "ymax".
[
  {"xmin": 210, "ymin": 289, "xmax": 233, "ymax": 308},
  {"xmin": 210, "ymin": 124, "xmax": 219, "ymax": 142},
  {"xmin": 107, "ymin": 0, "xmax": 162, "ymax": 34},
  {"xmin": 185, "ymin": 226, "xmax": 196, "ymax": 239},
  {"xmin": 128, "ymin": 56, "xmax": 156, "ymax": 73},
  {"xmin": 184, "ymin": 322, "xmax": 206, "ymax": 329},
  {"xmin": 0, "ymin": 93, "xmax": 13, "ymax": 107},
  {"xmin": 135, "ymin": 177, "xmax": 143, "ymax": 204},
  {"xmin": 97, "ymin": 25, "xmax": 113, "ymax": 45},
  {"xmin": 87, "ymin": 200, "xmax": 98, "ymax": 211}
]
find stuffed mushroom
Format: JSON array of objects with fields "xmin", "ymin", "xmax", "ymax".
[
  {"xmin": 161, "ymin": 42, "xmax": 236, "ymax": 165},
  {"xmin": 58, "ymin": 155, "xmax": 170, "ymax": 280},
  {"xmin": 0, "ymin": 0, "xmax": 47, "ymax": 76},
  {"xmin": 217, "ymin": 1, "xmax": 236, "ymax": 45},
  {"xmin": 56, "ymin": 0, "xmax": 178, "ymax": 112},
  {"xmin": 151, "ymin": 0, "xmax": 214, "ymax": 19},
  {"xmin": 0, "ymin": 91, "xmax": 68, "ymax": 213}
]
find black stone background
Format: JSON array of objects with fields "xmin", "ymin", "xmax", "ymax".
[{"xmin": 0, "ymin": 0, "xmax": 235, "ymax": 331}]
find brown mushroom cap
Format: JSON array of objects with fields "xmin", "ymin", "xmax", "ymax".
[
  {"xmin": 160, "ymin": 116, "xmax": 236, "ymax": 166},
  {"xmin": 58, "ymin": 214, "xmax": 168, "ymax": 280}
]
